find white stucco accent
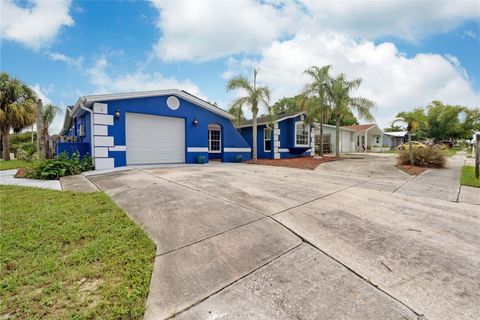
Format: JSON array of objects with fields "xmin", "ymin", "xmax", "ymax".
[
  {"xmin": 95, "ymin": 158, "xmax": 114, "ymax": 170},
  {"xmin": 273, "ymin": 128, "xmax": 280, "ymax": 135},
  {"xmin": 274, "ymin": 123, "xmax": 279, "ymax": 129},
  {"xmin": 93, "ymin": 103, "xmax": 108, "ymax": 114},
  {"xmin": 94, "ymin": 113, "xmax": 113, "ymax": 126},
  {"xmin": 94, "ymin": 147, "xmax": 109, "ymax": 158},
  {"xmin": 109, "ymin": 145, "xmax": 126, "ymax": 152},
  {"xmin": 279, "ymin": 148, "xmax": 290, "ymax": 153},
  {"xmin": 224, "ymin": 148, "xmax": 251, "ymax": 152},
  {"xmin": 94, "ymin": 125, "xmax": 108, "ymax": 136},
  {"xmin": 187, "ymin": 147, "xmax": 208, "ymax": 152},
  {"xmin": 274, "ymin": 153, "xmax": 280, "ymax": 159},
  {"xmin": 94, "ymin": 136, "xmax": 114, "ymax": 147}
]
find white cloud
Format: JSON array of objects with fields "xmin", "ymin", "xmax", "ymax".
[
  {"xmin": 86, "ymin": 56, "xmax": 205, "ymax": 98},
  {"xmin": 48, "ymin": 52, "xmax": 83, "ymax": 68},
  {"xmin": 30, "ymin": 84, "xmax": 52, "ymax": 105},
  {"xmin": 230, "ymin": 31, "xmax": 479, "ymax": 128},
  {"xmin": 150, "ymin": 0, "xmax": 479, "ymax": 62},
  {"xmin": 150, "ymin": 0, "xmax": 303, "ymax": 61},
  {"xmin": 30, "ymin": 84, "xmax": 65, "ymax": 134},
  {"xmin": 1, "ymin": 0, "xmax": 73, "ymax": 50}
]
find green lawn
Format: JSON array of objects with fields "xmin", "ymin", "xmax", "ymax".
[
  {"xmin": 461, "ymin": 166, "xmax": 480, "ymax": 188},
  {"xmin": 443, "ymin": 146, "xmax": 462, "ymax": 157},
  {"xmin": 0, "ymin": 186, "xmax": 156, "ymax": 319},
  {"xmin": 0, "ymin": 159, "xmax": 32, "ymax": 170}
]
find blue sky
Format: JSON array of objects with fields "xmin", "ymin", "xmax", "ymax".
[{"xmin": 1, "ymin": 0, "xmax": 479, "ymax": 133}]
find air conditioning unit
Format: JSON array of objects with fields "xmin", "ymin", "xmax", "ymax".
[{"xmin": 78, "ymin": 125, "xmax": 85, "ymax": 137}]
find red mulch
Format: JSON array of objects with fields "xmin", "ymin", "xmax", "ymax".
[
  {"xmin": 14, "ymin": 168, "xmax": 31, "ymax": 178},
  {"xmin": 246, "ymin": 156, "xmax": 340, "ymax": 170},
  {"xmin": 397, "ymin": 164, "xmax": 427, "ymax": 176}
]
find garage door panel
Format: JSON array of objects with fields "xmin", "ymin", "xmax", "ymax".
[{"xmin": 126, "ymin": 113, "xmax": 185, "ymax": 164}]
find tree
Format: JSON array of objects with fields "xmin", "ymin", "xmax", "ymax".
[
  {"xmin": 226, "ymin": 69, "xmax": 270, "ymax": 160},
  {"xmin": 392, "ymin": 107, "xmax": 428, "ymax": 140},
  {"xmin": 426, "ymin": 101, "xmax": 480, "ymax": 140},
  {"xmin": 271, "ymin": 95, "xmax": 301, "ymax": 116},
  {"xmin": 326, "ymin": 73, "xmax": 375, "ymax": 159},
  {"xmin": 384, "ymin": 124, "xmax": 404, "ymax": 132},
  {"xmin": 42, "ymin": 104, "xmax": 61, "ymax": 137},
  {"xmin": 326, "ymin": 108, "xmax": 358, "ymax": 126},
  {"xmin": 0, "ymin": 72, "xmax": 37, "ymax": 160},
  {"xmin": 299, "ymin": 65, "xmax": 332, "ymax": 156},
  {"xmin": 228, "ymin": 103, "xmax": 245, "ymax": 129}
]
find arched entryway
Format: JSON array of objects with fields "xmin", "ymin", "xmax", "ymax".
[{"xmin": 208, "ymin": 123, "xmax": 223, "ymax": 161}]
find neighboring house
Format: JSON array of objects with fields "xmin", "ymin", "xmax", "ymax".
[
  {"xmin": 239, "ymin": 112, "xmax": 314, "ymax": 159},
  {"xmin": 312, "ymin": 124, "xmax": 356, "ymax": 153},
  {"xmin": 58, "ymin": 89, "xmax": 251, "ymax": 169},
  {"xmin": 342, "ymin": 124, "xmax": 388, "ymax": 152},
  {"xmin": 384, "ymin": 131, "xmax": 408, "ymax": 150}
]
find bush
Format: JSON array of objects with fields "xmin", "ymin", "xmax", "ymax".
[
  {"xmin": 16, "ymin": 142, "xmax": 37, "ymax": 161},
  {"xmin": 27, "ymin": 152, "xmax": 93, "ymax": 180},
  {"xmin": 398, "ymin": 146, "xmax": 446, "ymax": 168}
]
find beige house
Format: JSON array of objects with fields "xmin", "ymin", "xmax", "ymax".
[{"xmin": 342, "ymin": 124, "xmax": 389, "ymax": 152}]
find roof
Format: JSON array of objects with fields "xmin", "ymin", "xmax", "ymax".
[
  {"xmin": 342, "ymin": 124, "xmax": 376, "ymax": 132},
  {"xmin": 59, "ymin": 106, "xmax": 74, "ymax": 135},
  {"xmin": 72, "ymin": 89, "xmax": 233, "ymax": 119},
  {"xmin": 384, "ymin": 131, "xmax": 408, "ymax": 137},
  {"xmin": 239, "ymin": 112, "xmax": 305, "ymax": 128},
  {"xmin": 312, "ymin": 123, "xmax": 356, "ymax": 131}
]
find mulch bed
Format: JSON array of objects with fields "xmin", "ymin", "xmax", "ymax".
[
  {"xmin": 246, "ymin": 156, "xmax": 339, "ymax": 170},
  {"xmin": 14, "ymin": 168, "xmax": 31, "ymax": 178},
  {"xmin": 397, "ymin": 164, "xmax": 427, "ymax": 176}
]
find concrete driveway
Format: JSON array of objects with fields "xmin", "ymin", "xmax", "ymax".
[{"xmin": 88, "ymin": 156, "xmax": 479, "ymax": 320}]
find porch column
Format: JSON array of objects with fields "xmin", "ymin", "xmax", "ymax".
[{"xmin": 364, "ymin": 133, "xmax": 368, "ymax": 152}]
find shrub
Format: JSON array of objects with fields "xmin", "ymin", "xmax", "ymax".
[
  {"xmin": 398, "ymin": 146, "xmax": 446, "ymax": 168},
  {"xmin": 16, "ymin": 142, "xmax": 37, "ymax": 161},
  {"xmin": 27, "ymin": 152, "xmax": 93, "ymax": 180}
]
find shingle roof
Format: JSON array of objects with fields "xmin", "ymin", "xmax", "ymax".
[{"xmin": 342, "ymin": 124, "xmax": 376, "ymax": 131}]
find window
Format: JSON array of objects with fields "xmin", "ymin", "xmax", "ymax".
[
  {"xmin": 295, "ymin": 121, "xmax": 309, "ymax": 146},
  {"xmin": 208, "ymin": 129, "xmax": 221, "ymax": 152},
  {"xmin": 264, "ymin": 128, "xmax": 272, "ymax": 152},
  {"xmin": 375, "ymin": 135, "xmax": 380, "ymax": 145}
]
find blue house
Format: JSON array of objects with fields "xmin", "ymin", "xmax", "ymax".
[
  {"xmin": 58, "ymin": 89, "xmax": 251, "ymax": 169},
  {"xmin": 239, "ymin": 112, "xmax": 313, "ymax": 159}
]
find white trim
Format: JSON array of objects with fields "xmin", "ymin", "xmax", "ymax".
[
  {"xmin": 294, "ymin": 121, "xmax": 310, "ymax": 147},
  {"xmin": 72, "ymin": 89, "xmax": 233, "ymax": 120},
  {"xmin": 94, "ymin": 113, "xmax": 113, "ymax": 126},
  {"xmin": 224, "ymin": 148, "xmax": 251, "ymax": 152},
  {"xmin": 208, "ymin": 128, "xmax": 221, "ymax": 153},
  {"xmin": 94, "ymin": 125, "xmax": 108, "ymax": 136},
  {"xmin": 187, "ymin": 147, "xmax": 208, "ymax": 152},
  {"xmin": 93, "ymin": 103, "xmax": 108, "ymax": 114},
  {"xmin": 109, "ymin": 145, "xmax": 126, "ymax": 152},
  {"xmin": 279, "ymin": 148, "xmax": 290, "ymax": 153},
  {"xmin": 274, "ymin": 153, "xmax": 280, "ymax": 159},
  {"xmin": 94, "ymin": 147, "xmax": 109, "ymax": 158},
  {"xmin": 94, "ymin": 136, "xmax": 114, "ymax": 147},
  {"xmin": 239, "ymin": 112, "xmax": 306, "ymax": 128},
  {"xmin": 264, "ymin": 127, "xmax": 272, "ymax": 152}
]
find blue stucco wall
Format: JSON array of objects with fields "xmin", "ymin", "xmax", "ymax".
[
  {"xmin": 240, "ymin": 114, "xmax": 311, "ymax": 159},
  {"xmin": 56, "ymin": 142, "xmax": 90, "ymax": 158}
]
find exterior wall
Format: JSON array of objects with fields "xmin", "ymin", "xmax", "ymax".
[
  {"xmin": 68, "ymin": 94, "xmax": 251, "ymax": 169},
  {"xmin": 314, "ymin": 126, "xmax": 354, "ymax": 153},
  {"xmin": 239, "ymin": 124, "xmax": 274, "ymax": 159}
]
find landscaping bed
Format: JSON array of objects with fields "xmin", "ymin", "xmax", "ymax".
[
  {"xmin": 0, "ymin": 185, "xmax": 156, "ymax": 319},
  {"xmin": 396, "ymin": 164, "xmax": 427, "ymax": 176},
  {"xmin": 246, "ymin": 156, "xmax": 339, "ymax": 170}
]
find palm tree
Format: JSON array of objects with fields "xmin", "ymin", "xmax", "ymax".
[
  {"xmin": 42, "ymin": 104, "xmax": 61, "ymax": 137},
  {"xmin": 299, "ymin": 65, "xmax": 332, "ymax": 156},
  {"xmin": 326, "ymin": 73, "xmax": 375, "ymax": 160},
  {"xmin": 226, "ymin": 68, "xmax": 270, "ymax": 160},
  {"xmin": 392, "ymin": 108, "xmax": 428, "ymax": 165},
  {"xmin": 228, "ymin": 103, "xmax": 244, "ymax": 129},
  {"xmin": 0, "ymin": 72, "xmax": 37, "ymax": 160}
]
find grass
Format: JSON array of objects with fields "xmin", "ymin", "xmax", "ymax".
[
  {"xmin": 443, "ymin": 146, "xmax": 462, "ymax": 157},
  {"xmin": 460, "ymin": 165, "xmax": 480, "ymax": 188},
  {"xmin": 0, "ymin": 159, "xmax": 31, "ymax": 171},
  {"xmin": 0, "ymin": 186, "xmax": 156, "ymax": 319}
]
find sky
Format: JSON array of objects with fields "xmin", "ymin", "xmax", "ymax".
[{"xmin": 1, "ymin": 0, "xmax": 480, "ymax": 134}]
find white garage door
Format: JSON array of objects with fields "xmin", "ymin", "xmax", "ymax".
[
  {"xmin": 126, "ymin": 113, "xmax": 185, "ymax": 165},
  {"xmin": 341, "ymin": 131, "xmax": 353, "ymax": 153}
]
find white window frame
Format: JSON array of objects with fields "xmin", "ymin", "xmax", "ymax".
[
  {"xmin": 208, "ymin": 129, "xmax": 221, "ymax": 153},
  {"xmin": 264, "ymin": 127, "xmax": 272, "ymax": 152},
  {"xmin": 294, "ymin": 121, "xmax": 310, "ymax": 147}
]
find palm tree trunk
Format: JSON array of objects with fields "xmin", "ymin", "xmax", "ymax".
[
  {"xmin": 335, "ymin": 114, "xmax": 340, "ymax": 160},
  {"xmin": 2, "ymin": 127, "xmax": 11, "ymax": 161},
  {"xmin": 252, "ymin": 109, "xmax": 258, "ymax": 160},
  {"xmin": 319, "ymin": 113, "xmax": 324, "ymax": 157}
]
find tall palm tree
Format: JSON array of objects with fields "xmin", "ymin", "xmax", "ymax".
[
  {"xmin": 0, "ymin": 72, "xmax": 37, "ymax": 160},
  {"xmin": 326, "ymin": 73, "xmax": 375, "ymax": 159},
  {"xmin": 226, "ymin": 69, "xmax": 270, "ymax": 160},
  {"xmin": 299, "ymin": 65, "xmax": 332, "ymax": 156},
  {"xmin": 392, "ymin": 108, "xmax": 428, "ymax": 165}
]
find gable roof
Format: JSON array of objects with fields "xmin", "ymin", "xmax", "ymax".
[
  {"xmin": 342, "ymin": 124, "xmax": 376, "ymax": 131},
  {"xmin": 240, "ymin": 112, "xmax": 305, "ymax": 128},
  {"xmin": 384, "ymin": 131, "xmax": 408, "ymax": 137},
  {"xmin": 71, "ymin": 89, "xmax": 233, "ymax": 120}
]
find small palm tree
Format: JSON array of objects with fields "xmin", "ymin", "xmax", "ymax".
[
  {"xmin": 42, "ymin": 104, "xmax": 61, "ymax": 137},
  {"xmin": 228, "ymin": 103, "xmax": 244, "ymax": 129},
  {"xmin": 0, "ymin": 72, "xmax": 37, "ymax": 160},
  {"xmin": 299, "ymin": 65, "xmax": 332, "ymax": 156},
  {"xmin": 326, "ymin": 73, "xmax": 375, "ymax": 159},
  {"xmin": 392, "ymin": 108, "xmax": 428, "ymax": 165},
  {"xmin": 226, "ymin": 69, "xmax": 270, "ymax": 160}
]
